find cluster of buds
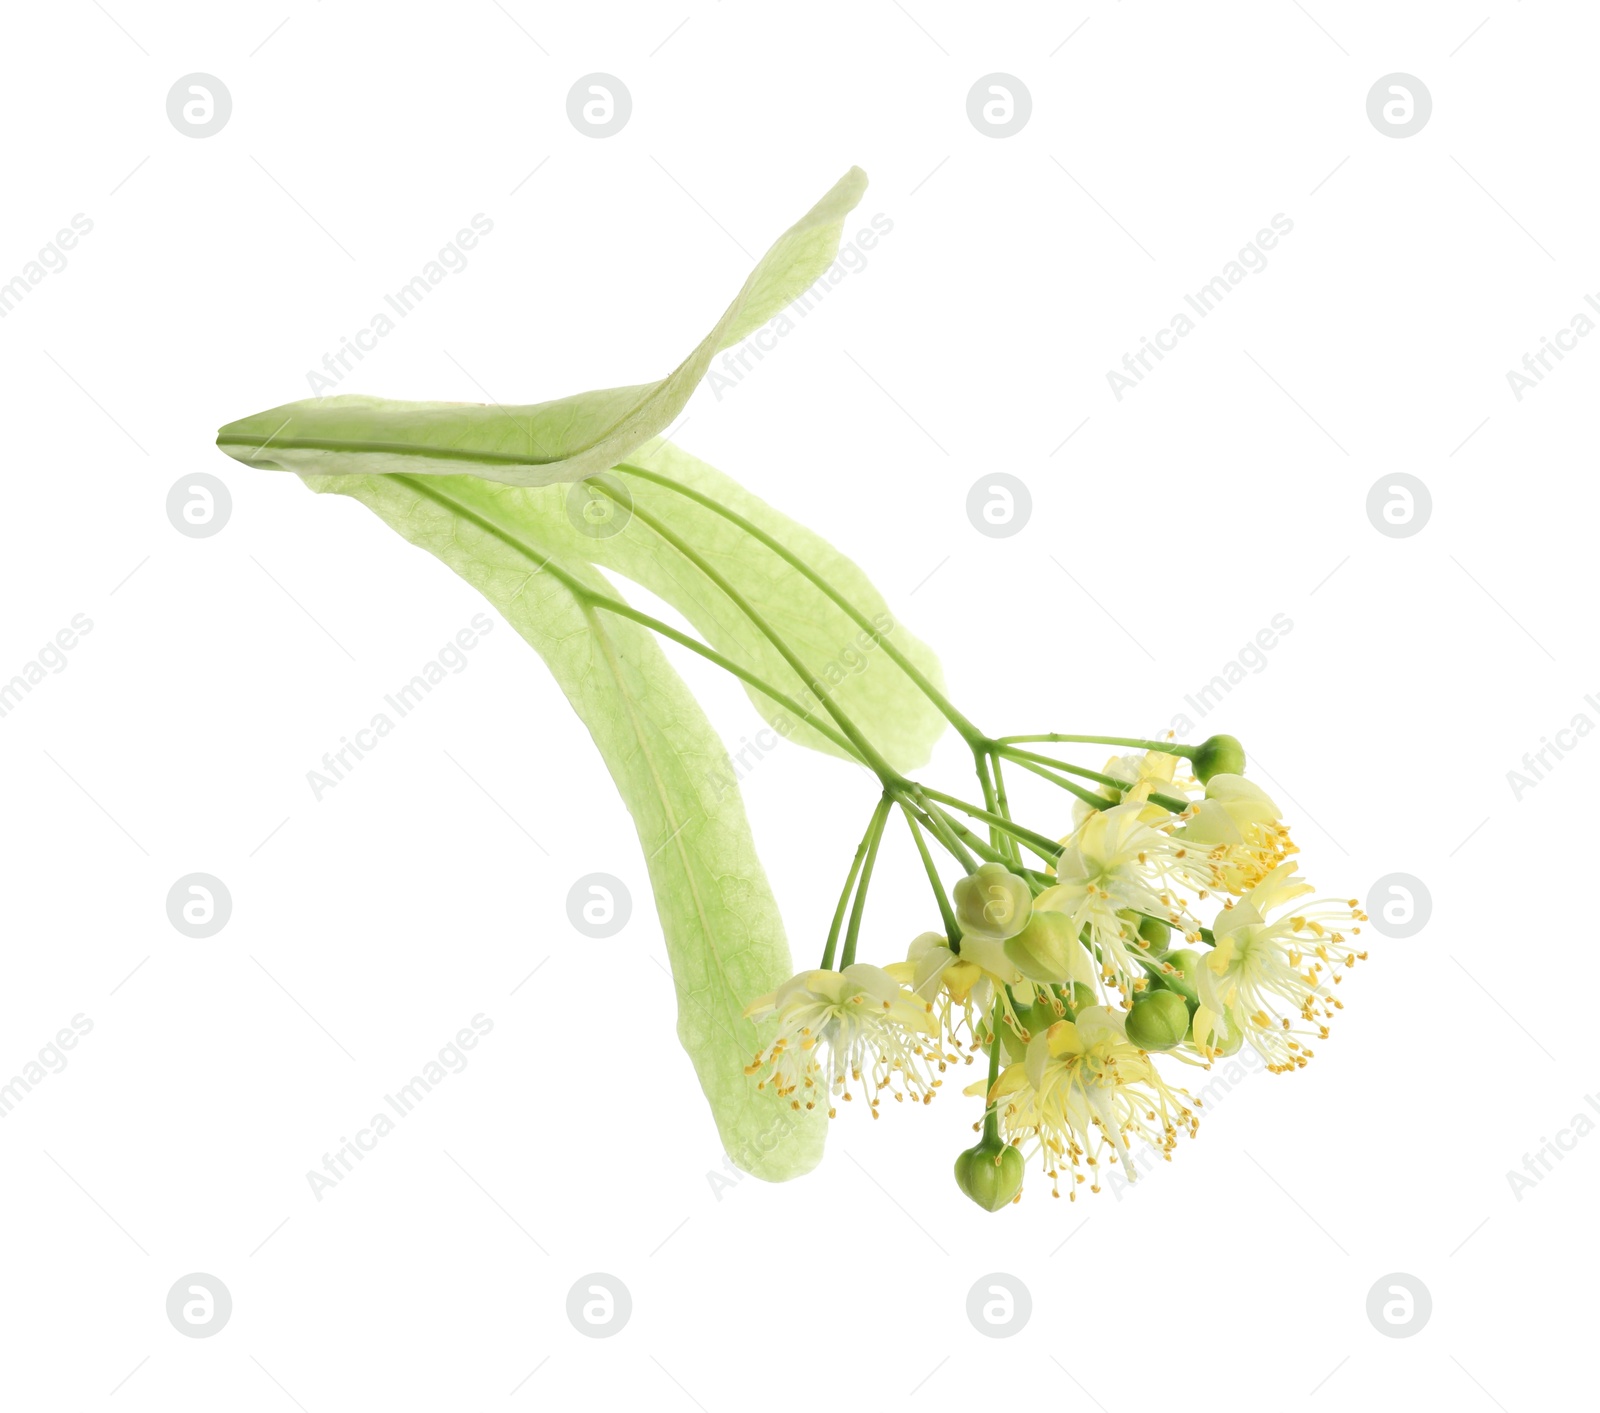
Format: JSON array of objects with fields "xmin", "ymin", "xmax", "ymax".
[{"xmin": 744, "ymin": 733, "xmax": 1368, "ymax": 1208}]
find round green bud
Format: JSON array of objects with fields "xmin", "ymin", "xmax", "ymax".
[
  {"xmin": 1137, "ymin": 915, "xmax": 1171, "ymax": 951},
  {"xmin": 1156, "ymin": 948, "xmax": 1201, "ymax": 1013},
  {"xmin": 1118, "ymin": 909, "xmax": 1171, "ymax": 954},
  {"xmin": 1013, "ymin": 995, "xmax": 1066, "ymax": 1040},
  {"xmin": 1004, "ymin": 910, "xmax": 1080, "ymax": 983},
  {"xmin": 1063, "ymin": 981, "xmax": 1096, "ymax": 1014},
  {"xmin": 953, "ymin": 1139, "xmax": 1026, "ymax": 1211},
  {"xmin": 1163, "ymin": 948, "xmax": 1200, "ymax": 982},
  {"xmin": 1193, "ymin": 733, "xmax": 1246, "ymax": 784},
  {"xmin": 977, "ymin": 1014, "xmax": 1029, "ymax": 1063},
  {"xmin": 954, "ymin": 862, "xmax": 1033, "ymax": 941},
  {"xmin": 990, "ymin": 1013, "xmax": 1028, "ymax": 1063},
  {"xmin": 1125, "ymin": 990, "xmax": 1190, "ymax": 1051}
]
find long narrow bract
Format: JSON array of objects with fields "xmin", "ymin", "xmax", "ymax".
[
  {"xmin": 215, "ymin": 168, "xmax": 868, "ymax": 487},
  {"xmin": 214, "ymin": 168, "xmax": 950, "ymax": 1178}
]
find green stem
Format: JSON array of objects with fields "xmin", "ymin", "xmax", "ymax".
[
  {"xmin": 617, "ymin": 462, "xmax": 988, "ymax": 748},
  {"xmin": 900, "ymin": 803, "xmax": 960, "ymax": 942},
  {"xmin": 997, "ymin": 750, "xmax": 1125, "ymax": 814},
  {"xmin": 593, "ymin": 601, "xmax": 861, "ymax": 757},
  {"xmin": 902, "ymin": 796, "xmax": 1005, "ymax": 870},
  {"xmin": 394, "ymin": 478, "xmax": 864, "ymax": 761},
  {"xmin": 975, "ymin": 750, "xmax": 1018, "ymax": 866},
  {"xmin": 976, "ymin": 750, "xmax": 999, "ymax": 832},
  {"xmin": 839, "ymin": 794, "xmax": 893, "ymax": 968},
  {"xmin": 982, "ymin": 997, "xmax": 1004, "ymax": 1144},
  {"xmin": 589, "ymin": 481, "xmax": 906, "ymax": 789},
  {"xmin": 990, "ymin": 749, "xmax": 1017, "ymax": 856},
  {"xmin": 905, "ymin": 802, "xmax": 1055, "ymax": 892},
  {"xmin": 998, "ymin": 746, "xmax": 1191, "ymax": 815},
  {"xmin": 997, "ymin": 733, "xmax": 1194, "ymax": 758},
  {"xmin": 902, "ymin": 789, "xmax": 979, "ymax": 873},
  {"xmin": 820, "ymin": 803, "xmax": 884, "ymax": 969},
  {"xmin": 916, "ymin": 787, "xmax": 1063, "ymax": 861}
]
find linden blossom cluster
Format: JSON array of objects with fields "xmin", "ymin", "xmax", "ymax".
[
  {"xmin": 216, "ymin": 165, "xmax": 1366, "ymax": 1205},
  {"xmin": 742, "ymin": 732, "xmax": 1369, "ymax": 1209}
]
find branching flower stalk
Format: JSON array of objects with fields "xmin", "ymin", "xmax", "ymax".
[
  {"xmin": 396, "ymin": 451, "xmax": 1371, "ymax": 1210},
  {"xmin": 596, "ymin": 464, "xmax": 1368, "ymax": 1207},
  {"xmin": 216, "ymin": 163, "xmax": 1370, "ymax": 1204}
]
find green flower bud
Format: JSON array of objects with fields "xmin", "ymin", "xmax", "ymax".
[
  {"xmin": 1156, "ymin": 948, "xmax": 1201, "ymax": 1013},
  {"xmin": 1004, "ymin": 910, "xmax": 1080, "ymax": 983},
  {"xmin": 1125, "ymin": 990, "xmax": 1189, "ymax": 1051},
  {"xmin": 1013, "ymin": 995, "xmax": 1067, "ymax": 1040},
  {"xmin": 1163, "ymin": 947, "xmax": 1200, "ymax": 982},
  {"xmin": 1062, "ymin": 981, "xmax": 1096, "ymax": 1014},
  {"xmin": 954, "ymin": 862, "xmax": 1033, "ymax": 941},
  {"xmin": 1116, "ymin": 909, "xmax": 1171, "ymax": 954},
  {"xmin": 1193, "ymin": 733, "xmax": 1246, "ymax": 784},
  {"xmin": 992, "ymin": 991, "xmax": 1084, "ymax": 1056},
  {"xmin": 953, "ymin": 1138, "xmax": 1025, "ymax": 1211},
  {"xmin": 1137, "ymin": 914, "xmax": 1171, "ymax": 951},
  {"xmin": 1001, "ymin": 1028, "xmax": 1027, "ymax": 1064},
  {"xmin": 980, "ymin": 1014, "xmax": 1030, "ymax": 1064}
]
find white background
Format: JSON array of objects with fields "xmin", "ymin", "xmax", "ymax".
[{"xmin": 0, "ymin": 2, "xmax": 1591, "ymax": 1408}]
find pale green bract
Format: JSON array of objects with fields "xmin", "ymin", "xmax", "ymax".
[
  {"xmin": 215, "ymin": 167, "xmax": 868, "ymax": 487},
  {"xmin": 306, "ymin": 469, "xmax": 826, "ymax": 1179},
  {"xmin": 425, "ymin": 439, "xmax": 947, "ymax": 773},
  {"xmin": 218, "ymin": 168, "xmax": 943, "ymax": 1179}
]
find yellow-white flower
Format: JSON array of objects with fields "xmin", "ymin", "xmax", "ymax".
[
  {"xmin": 971, "ymin": 1005, "xmax": 1198, "ymax": 1199},
  {"xmin": 1070, "ymin": 750, "xmax": 1194, "ymax": 829},
  {"xmin": 887, "ymin": 931, "xmax": 1030, "ymax": 1051},
  {"xmin": 1192, "ymin": 862, "xmax": 1367, "ymax": 1071},
  {"xmin": 1034, "ymin": 802, "xmax": 1217, "ymax": 996},
  {"xmin": 743, "ymin": 965, "xmax": 944, "ymax": 1116},
  {"xmin": 1179, "ymin": 773, "xmax": 1294, "ymax": 894}
]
